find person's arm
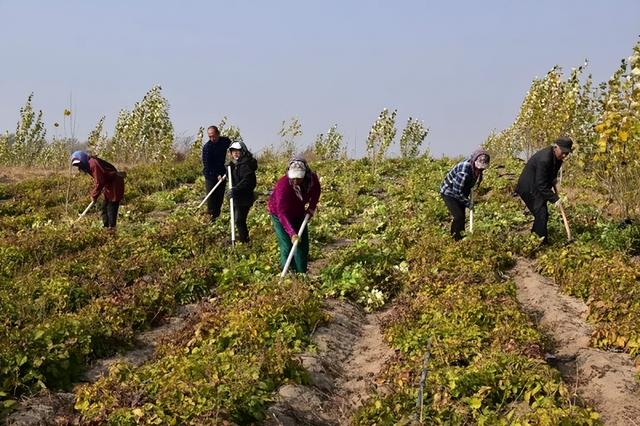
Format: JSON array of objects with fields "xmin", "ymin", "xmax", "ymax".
[
  {"xmin": 274, "ymin": 180, "xmax": 296, "ymax": 236},
  {"xmin": 89, "ymin": 159, "xmax": 106, "ymax": 201},
  {"xmin": 534, "ymin": 157, "xmax": 559, "ymax": 203}
]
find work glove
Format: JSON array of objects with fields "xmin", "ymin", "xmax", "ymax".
[
  {"xmin": 553, "ymin": 199, "xmax": 562, "ymax": 208},
  {"xmin": 290, "ymin": 234, "xmax": 299, "ymax": 244},
  {"xmin": 227, "ymin": 187, "xmax": 236, "ymax": 199}
]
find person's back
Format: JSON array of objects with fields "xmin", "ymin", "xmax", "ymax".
[
  {"xmin": 71, "ymin": 151, "xmax": 125, "ymax": 229},
  {"xmin": 88, "ymin": 156, "xmax": 125, "ymax": 202},
  {"xmin": 515, "ymin": 146, "xmax": 561, "ymax": 200},
  {"xmin": 515, "ymin": 138, "xmax": 573, "ymax": 242}
]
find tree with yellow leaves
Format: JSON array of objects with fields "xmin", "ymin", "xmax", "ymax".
[{"xmin": 592, "ymin": 41, "xmax": 640, "ymax": 218}]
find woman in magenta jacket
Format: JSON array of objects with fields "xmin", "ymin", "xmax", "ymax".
[{"xmin": 268, "ymin": 157, "xmax": 321, "ymax": 273}]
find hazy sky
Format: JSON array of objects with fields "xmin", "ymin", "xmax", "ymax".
[{"xmin": 1, "ymin": 1, "xmax": 639, "ymax": 157}]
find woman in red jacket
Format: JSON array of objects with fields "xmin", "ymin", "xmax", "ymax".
[
  {"xmin": 268, "ymin": 158, "xmax": 321, "ymax": 273},
  {"xmin": 71, "ymin": 151, "xmax": 125, "ymax": 229}
]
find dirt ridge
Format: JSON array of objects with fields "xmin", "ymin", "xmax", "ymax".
[
  {"xmin": 513, "ymin": 258, "xmax": 640, "ymax": 425},
  {"xmin": 265, "ymin": 299, "xmax": 394, "ymax": 425}
]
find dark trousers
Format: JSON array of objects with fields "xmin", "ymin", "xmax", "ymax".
[
  {"xmin": 205, "ymin": 178, "xmax": 226, "ymax": 219},
  {"xmin": 519, "ymin": 192, "xmax": 549, "ymax": 241},
  {"xmin": 234, "ymin": 204, "xmax": 252, "ymax": 243},
  {"xmin": 441, "ymin": 194, "xmax": 466, "ymax": 241},
  {"xmin": 102, "ymin": 200, "xmax": 120, "ymax": 228}
]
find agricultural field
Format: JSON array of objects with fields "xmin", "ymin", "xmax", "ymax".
[
  {"xmin": 1, "ymin": 149, "xmax": 639, "ymax": 425},
  {"xmin": 0, "ymin": 32, "xmax": 639, "ymax": 426}
]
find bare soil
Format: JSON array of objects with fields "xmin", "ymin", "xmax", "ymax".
[
  {"xmin": 513, "ymin": 258, "xmax": 640, "ymax": 425},
  {"xmin": 265, "ymin": 299, "xmax": 394, "ymax": 426},
  {"xmin": 0, "ymin": 167, "xmax": 66, "ymax": 184}
]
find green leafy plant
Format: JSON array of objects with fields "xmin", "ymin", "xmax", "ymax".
[
  {"xmin": 367, "ymin": 108, "xmax": 397, "ymax": 169},
  {"xmin": 314, "ymin": 124, "xmax": 345, "ymax": 160},
  {"xmin": 399, "ymin": 116, "xmax": 429, "ymax": 158}
]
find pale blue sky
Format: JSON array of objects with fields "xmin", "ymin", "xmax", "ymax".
[{"xmin": 0, "ymin": 1, "xmax": 638, "ymax": 156}]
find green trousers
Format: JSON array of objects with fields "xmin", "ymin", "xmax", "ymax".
[{"xmin": 271, "ymin": 215, "xmax": 309, "ymax": 273}]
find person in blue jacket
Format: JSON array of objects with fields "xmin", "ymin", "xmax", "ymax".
[
  {"xmin": 440, "ymin": 149, "xmax": 490, "ymax": 240},
  {"xmin": 202, "ymin": 125, "xmax": 231, "ymax": 221}
]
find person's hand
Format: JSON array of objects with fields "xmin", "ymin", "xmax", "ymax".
[
  {"xmin": 553, "ymin": 199, "xmax": 562, "ymax": 208},
  {"xmin": 217, "ymin": 175, "xmax": 224, "ymax": 181},
  {"xmin": 227, "ymin": 188, "xmax": 236, "ymax": 199},
  {"xmin": 291, "ymin": 234, "xmax": 299, "ymax": 244},
  {"xmin": 467, "ymin": 200, "xmax": 474, "ymax": 211},
  {"xmin": 91, "ymin": 197, "xmax": 98, "ymax": 204},
  {"xmin": 306, "ymin": 207, "xmax": 316, "ymax": 217}
]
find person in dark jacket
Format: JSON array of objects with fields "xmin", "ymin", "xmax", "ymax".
[
  {"xmin": 268, "ymin": 157, "xmax": 321, "ymax": 273},
  {"xmin": 440, "ymin": 149, "xmax": 490, "ymax": 240},
  {"xmin": 227, "ymin": 141, "xmax": 258, "ymax": 243},
  {"xmin": 202, "ymin": 125, "xmax": 231, "ymax": 221},
  {"xmin": 70, "ymin": 150, "xmax": 125, "ymax": 229},
  {"xmin": 515, "ymin": 137, "xmax": 573, "ymax": 243}
]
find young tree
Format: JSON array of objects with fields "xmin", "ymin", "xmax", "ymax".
[
  {"xmin": 217, "ymin": 116, "xmax": 243, "ymax": 143},
  {"xmin": 278, "ymin": 117, "xmax": 302, "ymax": 158},
  {"xmin": 367, "ymin": 108, "xmax": 397, "ymax": 168},
  {"xmin": 12, "ymin": 93, "xmax": 47, "ymax": 166},
  {"xmin": 38, "ymin": 138, "xmax": 70, "ymax": 169},
  {"xmin": 399, "ymin": 117, "xmax": 429, "ymax": 158},
  {"xmin": 87, "ymin": 116, "xmax": 107, "ymax": 156},
  {"xmin": 111, "ymin": 85, "xmax": 174, "ymax": 163},
  {"xmin": 592, "ymin": 41, "xmax": 640, "ymax": 218},
  {"xmin": 314, "ymin": 124, "xmax": 345, "ymax": 160},
  {"xmin": 0, "ymin": 132, "xmax": 11, "ymax": 165},
  {"xmin": 188, "ymin": 126, "xmax": 205, "ymax": 161}
]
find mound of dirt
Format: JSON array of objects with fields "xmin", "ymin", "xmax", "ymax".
[
  {"xmin": 513, "ymin": 259, "xmax": 640, "ymax": 425},
  {"xmin": 266, "ymin": 299, "xmax": 394, "ymax": 425}
]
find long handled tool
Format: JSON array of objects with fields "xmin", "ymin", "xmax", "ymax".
[
  {"xmin": 197, "ymin": 176, "xmax": 226, "ymax": 209},
  {"xmin": 553, "ymin": 184, "xmax": 572, "ymax": 241},
  {"xmin": 468, "ymin": 191, "xmax": 474, "ymax": 233},
  {"xmin": 280, "ymin": 214, "xmax": 311, "ymax": 280},
  {"xmin": 78, "ymin": 200, "xmax": 95, "ymax": 219},
  {"xmin": 228, "ymin": 166, "xmax": 235, "ymax": 247}
]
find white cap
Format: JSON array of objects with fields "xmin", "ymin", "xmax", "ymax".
[
  {"xmin": 229, "ymin": 142, "xmax": 242, "ymax": 150},
  {"xmin": 287, "ymin": 161, "xmax": 306, "ymax": 179}
]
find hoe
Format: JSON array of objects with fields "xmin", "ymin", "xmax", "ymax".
[{"xmin": 279, "ymin": 214, "xmax": 311, "ymax": 280}]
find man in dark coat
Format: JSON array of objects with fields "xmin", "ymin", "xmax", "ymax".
[
  {"xmin": 515, "ymin": 137, "xmax": 573, "ymax": 242},
  {"xmin": 202, "ymin": 125, "xmax": 231, "ymax": 221},
  {"xmin": 227, "ymin": 141, "xmax": 258, "ymax": 243},
  {"xmin": 70, "ymin": 150, "xmax": 125, "ymax": 229}
]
